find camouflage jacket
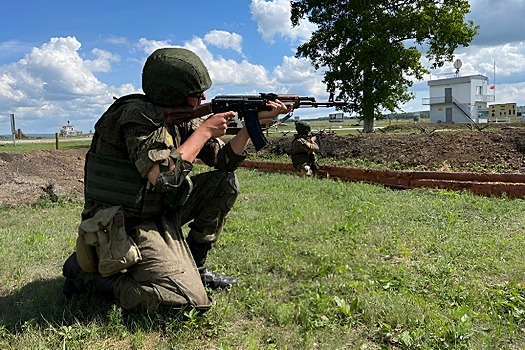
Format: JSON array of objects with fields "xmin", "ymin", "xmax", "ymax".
[
  {"xmin": 83, "ymin": 95, "xmax": 246, "ymax": 218},
  {"xmin": 291, "ymin": 134, "xmax": 319, "ymax": 169}
]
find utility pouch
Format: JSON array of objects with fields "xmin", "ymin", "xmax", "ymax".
[
  {"xmin": 76, "ymin": 206, "xmax": 142, "ymax": 277},
  {"xmin": 164, "ymin": 175, "xmax": 193, "ymax": 209}
]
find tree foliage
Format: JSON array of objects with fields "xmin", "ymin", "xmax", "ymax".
[{"xmin": 291, "ymin": 0, "xmax": 478, "ymax": 132}]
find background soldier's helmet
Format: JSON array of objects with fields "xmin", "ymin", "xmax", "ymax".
[
  {"xmin": 142, "ymin": 47, "xmax": 212, "ymax": 107},
  {"xmin": 295, "ymin": 121, "xmax": 311, "ymax": 135}
]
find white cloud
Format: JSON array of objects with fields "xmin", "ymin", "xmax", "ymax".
[
  {"xmin": 105, "ymin": 35, "xmax": 130, "ymax": 46},
  {"xmin": 18, "ymin": 37, "xmax": 108, "ymax": 97},
  {"xmin": 497, "ymin": 82, "xmax": 525, "ymax": 105},
  {"xmin": 183, "ymin": 37, "xmax": 273, "ymax": 90},
  {"xmin": 0, "ymin": 39, "xmax": 33, "ymax": 59},
  {"xmin": 461, "ymin": 45, "xmax": 523, "ymax": 78},
  {"xmin": 111, "ymin": 83, "xmax": 136, "ymax": 98},
  {"xmin": 0, "ymin": 71, "xmax": 25, "ymax": 101},
  {"xmin": 84, "ymin": 48, "xmax": 120, "ymax": 73},
  {"xmin": 203, "ymin": 30, "xmax": 243, "ymax": 53},
  {"xmin": 273, "ymin": 56, "xmax": 328, "ymax": 96},
  {"xmin": 0, "ymin": 36, "xmax": 128, "ymax": 133},
  {"xmin": 106, "ymin": 36, "xmax": 278, "ymax": 93},
  {"xmin": 249, "ymin": 0, "xmax": 316, "ymax": 43},
  {"xmin": 136, "ymin": 38, "xmax": 173, "ymax": 55},
  {"xmin": 273, "ymin": 56, "xmax": 319, "ymax": 83}
]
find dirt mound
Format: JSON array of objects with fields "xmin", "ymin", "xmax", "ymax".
[
  {"xmin": 0, "ymin": 148, "xmax": 87, "ymax": 207},
  {"xmin": 2, "ymin": 125, "xmax": 525, "ymax": 206},
  {"xmin": 257, "ymin": 128, "xmax": 525, "ymax": 173}
]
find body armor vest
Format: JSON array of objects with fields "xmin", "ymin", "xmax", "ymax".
[{"xmin": 84, "ymin": 151, "xmax": 164, "ymax": 216}]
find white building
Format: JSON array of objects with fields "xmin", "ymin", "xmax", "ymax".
[
  {"xmin": 518, "ymin": 105, "xmax": 525, "ymax": 118},
  {"xmin": 422, "ymin": 74, "xmax": 495, "ymax": 124},
  {"xmin": 59, "ymin": 121, "xmax": 81, "ymax": 137}
]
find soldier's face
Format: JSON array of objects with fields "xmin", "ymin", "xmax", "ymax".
[{"xmin": 187, "ymin": 91, "xmax": 206, "ymax": 107}]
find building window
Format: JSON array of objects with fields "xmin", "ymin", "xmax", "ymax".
[{"xmin": 476, "ymin": 86, "xmax": 483, "ymax": 95}]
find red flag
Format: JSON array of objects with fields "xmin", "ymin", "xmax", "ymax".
[{"xmin": 489, "ymin": 85, "xmax": 495, "ymax": 90}]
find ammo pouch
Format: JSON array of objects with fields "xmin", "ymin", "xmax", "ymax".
[
  {"xmin": 161, "ymin": 157, "xmax": 194, "ymax": 209},
  {"xmin": 85, "ymin": 151, "xmax": 164, "ymax": 216},
  {"xmin": 76, "ymin": 206, "xmax": 142, "ymax": 277}
]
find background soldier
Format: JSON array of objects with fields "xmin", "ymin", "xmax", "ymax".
[{"xmin": 291, "ymin": 121, "xmax": 319, "ymax": 176}]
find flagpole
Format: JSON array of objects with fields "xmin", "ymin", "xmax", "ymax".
[{"xmin": 493, "ymin": 60, "xmax": 496, "ymax": 101}]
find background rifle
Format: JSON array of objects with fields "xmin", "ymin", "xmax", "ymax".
[
  {"xmin": 165, "ymin": 93, "xmax": 347, "ymax": 151},
  {"xmin": 311, "ymin": 130, "xmax": 327, "ymax": 157}
]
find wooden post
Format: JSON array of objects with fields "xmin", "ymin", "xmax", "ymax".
[
  {"xmin": 55, "ymin": 133, "xmax": 59, "ymax": 150},
  {"xmin": 10, "ymin": 114, "xmax": 16, "ymax": 146}
]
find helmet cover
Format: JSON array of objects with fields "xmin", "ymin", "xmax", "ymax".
[
  {"xmin": 142, "ymin": 47, "xmax": 212, "ymax": 107},
  {"xmin": 295, "ymin": 121, "xmax": 311, "ymax": 135}
]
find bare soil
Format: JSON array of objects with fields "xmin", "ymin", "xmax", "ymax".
[
  {"xmin": 0, "ymin": 148, "xmax": 87, "ymax": 207},
  {"xmin": 2, "ymin": 122, "xmax": 525, "ymax": 207}
]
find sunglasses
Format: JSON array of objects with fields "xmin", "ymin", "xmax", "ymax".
[{"xmin": 188, "ymin": 91, "xmax": 205, "ymax": 99}]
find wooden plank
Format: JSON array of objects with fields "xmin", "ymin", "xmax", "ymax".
[{"xmin": 239, "ymin": 161, "xmax": 525, "ymax": 198}]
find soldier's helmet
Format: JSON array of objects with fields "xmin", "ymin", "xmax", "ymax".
[
  {"xmin": 295, "ymin": 121, "xmax": 311, "ymax": 135},
  {"xmin": 142, "ymin": 47, "xmax": 212, "ymax": 107}
]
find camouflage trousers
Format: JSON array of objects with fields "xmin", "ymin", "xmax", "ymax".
[{"xmin": 79, "ymin": 170, "xmax": 240, "ymax": 312}]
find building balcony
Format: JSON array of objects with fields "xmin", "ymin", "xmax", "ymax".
[
  {"xmin": 423, "ymin": 94, "xmax": 495, "ymax": 105},
  {"xmin": 474, "ymin": 94, "xmax": 495, "ymax": 102}
]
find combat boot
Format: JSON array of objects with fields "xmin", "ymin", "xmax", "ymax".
[
  {"xmin": 198, "ymin": 266, "xmax": 238, "ymax": 289},
  {"xmin": 186, "ymin": 236, "xmax": 238, "ymax": 289},
  {"xmin": 62, "ymin": 252, "xmax": 119, "ymax": 299}
]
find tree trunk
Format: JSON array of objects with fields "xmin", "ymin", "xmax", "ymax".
[
  {"xmin": 362, "ymin": 66, "xmax": 375, "ymax": 133},
  {"xmin": 362, "ymin": 117, "xmax": 375, "ymax": 133}
]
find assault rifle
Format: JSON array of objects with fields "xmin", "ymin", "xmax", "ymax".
[{"xmin": 165, "ymin": 93, "xmax": 347, "ymax": 151}]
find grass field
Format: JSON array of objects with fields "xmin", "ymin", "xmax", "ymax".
[
  {"xmin": 0, "ymin": 139, "xmax": 92, "ymax": 152},
  {"xmin": 2, "ymin": 165, "xmax": 525, "ymax": 349}
]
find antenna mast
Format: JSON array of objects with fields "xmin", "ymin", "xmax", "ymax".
[
  {"xmin": 493, "ymin": 61, "xmax": 496, "ymax": 99},
  {"xmin": 453, "ymin": 59, "xmax": 462, "ymax": 77}
]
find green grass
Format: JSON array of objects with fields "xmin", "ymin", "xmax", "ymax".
[
  {"xmin": 0, "ymin": 139, "xmax": 92, "ymax": 153},
  {"xmin": 2, "ymin": 166, "xmax": 525, "ymax": 349}
]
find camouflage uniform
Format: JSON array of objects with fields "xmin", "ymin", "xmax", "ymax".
[
  {"xmin": 63, "ymin": 47, "xmax": 246, "ymax": 312},
  {"xmin": 63, "ymin": 96, "xmax": 246, "ymax": 312},
  {"xmin": 291, "ymin": 121, "xmax": 319, "ymax": 176}
]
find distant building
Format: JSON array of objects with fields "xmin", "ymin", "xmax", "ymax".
[
  {"xmin": 59, "ymin": 121, "xmax": 81, "ymax": 137},
  {"xmin": 489, "ymin": 103, "xmax": 517, "ymax": 122},
  {"xmin": 422, "ymin": 74, "xmax": 495, "ymax": 124},
  {"xmin": 329, "ymin": 112, "xmax": 344, "ymax": 122},
  {"xmin": 518, "ymin": 105, "xmax": 525, "ymax": 118}
]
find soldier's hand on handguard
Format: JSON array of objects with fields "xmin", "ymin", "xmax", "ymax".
[
  {"xmin": 258, "ymin": 99, "xmax": 293, "ymax": 124},
  {"xmin": 227, "ymin": 99, "xmax": 292, "ymax": 155}
]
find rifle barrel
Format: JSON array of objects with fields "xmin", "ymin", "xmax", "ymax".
[{"xmin": 297, "ymin": 101, "xmax": 347, "ymax": 108}]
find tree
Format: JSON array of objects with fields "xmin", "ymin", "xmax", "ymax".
[{"xmin": 291, "ymin": 0, "xmax": 478, "ymax": 132}]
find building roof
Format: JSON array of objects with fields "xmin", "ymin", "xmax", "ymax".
[{"xmin": 428, "ymin": 74, "xmax": 489, "ymax": 86}]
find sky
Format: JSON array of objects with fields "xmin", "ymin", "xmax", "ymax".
[{"xmin": 1, "ymin": 0, "xmax": 525, "ymax": 135}]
